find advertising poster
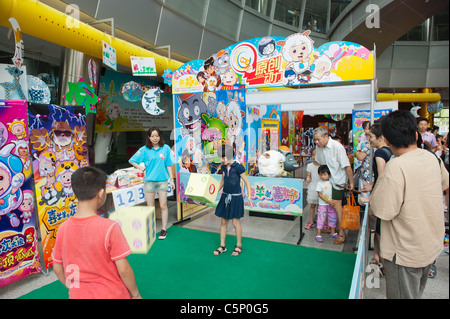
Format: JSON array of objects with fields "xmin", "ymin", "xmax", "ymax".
[
  {"xmin": 352, "ymin": 109, "xmax": 392, "ymax": 169},
  {"xmin": 95, "ymin": 70, "xmax": 172, "ymax": 132},
  {"xmin": 178, "ymin": 173, "xmax": 302, "ymax": 216},
  {"xmin": 28, "ymin": 104, "xmax": 89, "ymax": 269},
  {"xmin": 170, "ymin": 31, "xmax": 375, "ymax": 94},
  {"xmin": 174, "ymin": 89, "xmax": 247, "ymax": 175},
  {"xmin": 0, "ymin": 100, "xmax": 41, "ymax": 288}
]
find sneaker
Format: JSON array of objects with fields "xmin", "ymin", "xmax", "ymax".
[{"xmin": 158, "ymin": 229, "xmax": 167, "ymax": 240}]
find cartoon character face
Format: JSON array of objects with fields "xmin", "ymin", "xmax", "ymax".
[
  {"xmin": 289, "ymin": 42, "xmax": 309, "ymax": 62},
  {"xmin": 222, "ymin": 69, "xmax": 237, "ymax": 86},
  {"xmin": 215, "ymin": 51, "xmax": 230, "ymax": 75},
  {"xmin": 258, "ymin": 37, "xmax": 277, "ymax": 57},
  {"xmin": 228, "ymin": 112, "xmax": 239, "ymax": 135},
  {"xmin": 205, "ymin": 64, "xmax": 215, "ymax": 76},
  {"xmin": 51, "ymin": 120, "xmax": 73, "ymax": 148},
  {"xmin": 17, "ymin": 146, "xmax": 28, "ymax": 157},
  {"xmin": 216, "ymin": 102, "xmax": 227, "ymax": 121},
  {"xmin": 207, "ymin": 77, "xmax": 217, "ymax": 90},
  {"xmin": 177, "ymin": 93, "xmax": 208, "ymax": 135},
  {"xmin": 37, "ymin": 151, "xmax": 56, "ymax": 177},
  {"xmin": 55, "ymin": 160, "xmax": 79, "ymax": 186},
  {"xmin": 106, "ymin": 103, "xmax": 121, "ymax": 120},
  {"xmin": 0, "ymin": 164, "xmax": 12, "ymax": 196},
  {"xmin": 226, "ymin": 101, "xmax": 242, "ymax": 137},
  {"xmin": 10, "ymin": 122, "xmax": 26, "ymax": 137},
  {"xmin": 19, "ymin": 195, "xmax": 33, "ymax": 212},
  {"xmin": 279, "ymin": 31, "xmax": 314, "ymax": 63}
]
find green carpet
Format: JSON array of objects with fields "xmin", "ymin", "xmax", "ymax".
[{"xmin": 20, "ymin": 227, "xmax": 356, "ymax": 299}]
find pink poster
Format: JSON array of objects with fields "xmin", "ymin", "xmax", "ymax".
[{"xmin": 0, "ymin": 100, "xmax": 41, "ymax": 288}]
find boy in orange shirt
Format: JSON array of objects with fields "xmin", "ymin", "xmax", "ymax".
[{"xmin": 52, "ymin": 166, "xmax": 141, "ymax": 299}]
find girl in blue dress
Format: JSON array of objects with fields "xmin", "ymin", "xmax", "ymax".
[{"xmin": 214, "ymin": 145, "xmax": 252, "ymax": 256}]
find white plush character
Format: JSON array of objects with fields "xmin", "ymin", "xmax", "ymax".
[{"xmin": 258, "ymin": 150, "xmax": 286, "ymax": 177}]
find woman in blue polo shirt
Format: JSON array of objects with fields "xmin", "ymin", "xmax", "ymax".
[{"xmin": 129, "ymin": 127, "xmax": 175, "ymax": 239}]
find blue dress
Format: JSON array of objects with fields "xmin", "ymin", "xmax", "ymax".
[{"xmin": 215, "ymin": 162, "xmax": 246, "ymax": 220}]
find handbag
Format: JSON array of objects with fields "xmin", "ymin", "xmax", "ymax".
[{"xmin": 341, "ymin": 193, "xmax": 361, "ymax": 230}]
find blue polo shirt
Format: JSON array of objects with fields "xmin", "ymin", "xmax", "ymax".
[{"xmin": 129, "ymin": 144, "xmax": 175, "ymax": 182}]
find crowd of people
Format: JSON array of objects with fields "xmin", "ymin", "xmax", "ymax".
[{"xmin": 305, "ymin": 111, "xmax": 449, "ymax": 299}]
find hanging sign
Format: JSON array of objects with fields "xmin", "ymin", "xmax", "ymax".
[
  {"xmin": 131, "ymin": 56, "xmax": 157, "ymax": 76},
  {"xmin": 8, "ymin": 18, "xmax": 24, "ymax": 68},
  {"xmin": 171, "ymin": 31, "xmax": 375, "ymax": 94},
  {"xmin": 102, "ymin": 40, "xmax": 117, "ymax": 71}
]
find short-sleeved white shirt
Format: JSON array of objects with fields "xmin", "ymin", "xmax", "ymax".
[{"xmin": 315, "ymin": 138, "xmax": 350, "ymax": 190}]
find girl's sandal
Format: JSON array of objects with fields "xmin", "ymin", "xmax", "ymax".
[
  {"xmin": 231, "ymin": 245, "xmax": 242, "ymax": 256},
  {"xmin": 213, "ymin": 245, "xmax": 227, "ymax": 255}
]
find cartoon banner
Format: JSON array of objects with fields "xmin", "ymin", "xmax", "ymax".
[
  {"xmin": 178, "ymin": 173, "xmax": 302, "ymax": 216},
  {"xmin": 0, "ymin": 100, "xmax": 41, "ymax": 288},
  {"xmin": 352, "ymin": 109, "xmax": 392, "ymax": 169},
  {"xmin": 171, "ymin": 31, "xmax": 374, "ymax": 94},
  {"xmin": 95, "ymin": 69, "xmax": 172, "ymax": 132},
  {"xmin": 28, "ymin": 104, "xmax": 89, "ymax": 269},
  {"xmin": 174, "ymin": 89, "xmax": 247, "ymax": 175}
]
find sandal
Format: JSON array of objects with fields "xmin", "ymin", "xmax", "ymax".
[
  {"xmin": 305, "ymin": 222, "xmax": 316, "ymax": 229},
  {"xmin": 333, "ymin": 235, "xmax": 347, "ymax": 245},
  {"xmin": 213, "ymin": 245, "xmax": 227, "ymax": 255},
  {"xmin": 231, "ymin": 245, "xmax": 242, "ymax": 256},
  {"xmin": 315, "ymin": 235, "xmax": 323, "ymax": 242}
]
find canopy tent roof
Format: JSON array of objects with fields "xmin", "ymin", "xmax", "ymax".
[{"xmin": 246, "ymin": 84, "xmax": 375, "ymax": 115}]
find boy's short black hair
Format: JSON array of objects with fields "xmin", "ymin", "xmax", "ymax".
[
  {"xmin": 318, "ymin": 165, "xmax": 330, "ymax": 175},
  {"xmin": 71, "ymin": 166, "xmax": 107, "ymax": 201},
  {"xmin": 380, "ymin": 111, "xmax": 417, "ymax": 148}
]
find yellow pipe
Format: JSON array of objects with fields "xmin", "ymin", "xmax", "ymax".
[
  {"xmin": 377, "ymin": 92, "xmax": 441, "ymax": 103},
  {"xmin": 0, "ymin": 0, "xmax": 183, "ymax": 75}
]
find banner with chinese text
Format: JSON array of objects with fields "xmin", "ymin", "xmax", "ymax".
[
  {"xmin": 178, "ymin": 173, "xmax": 302, "ymax": 216},
  {"xmin": 0, "ymin": 100, "xmax": 41, "ymax": 288},
  {"xmin": 171, "ymin": 31, "xmax": 375, "ymax": 94}
]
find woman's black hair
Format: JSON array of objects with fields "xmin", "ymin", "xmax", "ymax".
[{"xmin": 145, "ymin": 127, "xmax": 165, "ymax": 149}]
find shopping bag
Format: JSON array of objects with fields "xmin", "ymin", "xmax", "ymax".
[{"xmin": 341, "ymin": 193, "xmax": 361, "ymax": 230}]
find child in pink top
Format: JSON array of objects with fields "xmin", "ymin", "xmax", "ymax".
[{"xmin": 52, "ymin": 166, "xmax": 141, "ymax": 299}]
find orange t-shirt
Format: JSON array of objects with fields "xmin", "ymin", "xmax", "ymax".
[{"xmin": 52, "ymin": 215, "xmax": 132, "ymax": 299}]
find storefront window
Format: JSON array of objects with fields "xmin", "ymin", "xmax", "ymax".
[
  {"xmin": 330, "ymin": 0, "xmax": 352, "ymax": 25},
  {"xmin": 398, "ymin": 19, "xmax": 430, "ymax": 41},
  {"xmin": 245, "ymin": 0, "xmax": 273, "ymax": 17},
  {"xmin": 431, "ymin": 10, "xmax": 449, "ymax": 41},
  {"xmin": 302, "ymin": 0, "xmax": 328, "ymax": 34},
  {"xmin": 164, "ymin": 0, "xmax": 208, "ymax": 24},
  {"xmin": 274, "ymin": 1, "xmax": 302, "ymax": 28}
]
